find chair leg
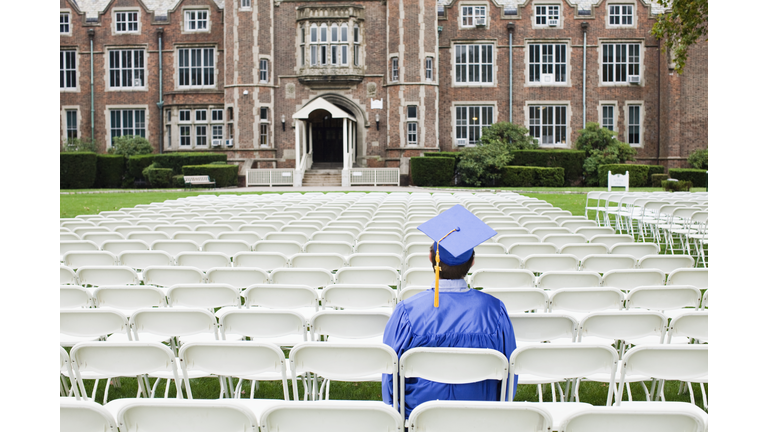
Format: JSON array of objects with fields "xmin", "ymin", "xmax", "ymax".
[
  {"xmin": 537, "ymin": 384, "xmax": 543, "ymax": 403},
  {"xmin": 687, "ymin": 382, "xmax": 696, "ymax": 406},
  {"xmin": 699, "ymin": 383, "xmax": 708, "ymax": 409},
  {"xmin": 92, "ymin": 378, "xmax": 100, "ymax": 401}
]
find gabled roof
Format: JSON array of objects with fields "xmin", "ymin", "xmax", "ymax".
[
  {"xmin": 74, "ymin": 0, "xmax": 225, "ymax": 19},
  {"xmin": 293, "ymin": 97, "xmax": 356, "ymax": 122},
  {"xmin": 437, "ymin": 0, "xmax": 669, "ymax": 15}
]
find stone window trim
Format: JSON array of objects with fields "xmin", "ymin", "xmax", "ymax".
[
  {"xmin": 425, "ymin": 56, "xmax": 434, "ymax": 82},
  {"xmin": 259, "ymin": 59, "xmax": 269, "ymax": 83},
  {"xmin": 597, "ymin": 39, "xmax": 645, "ymax": 87},
  {"xmin": 606, "ymin": 1, "xmax": 638, "ymax": 29},
  {"xmin": 458, "ymin": 2, "xmax": 489, "ymax": 28},
  {"xmin": 623, "ymin": 100, "xmax": 644, "ymax": 147},
  {"xmin": 112, "ymin": 8, "xmax": 142, "ymax": 36},
  {"xmin": 182, "ymin": 7, "xmax": 211, "ymax": 34},
  {"xmin": 598, "ymin": 101, "xmax": 619, "ymax": 132},
  {"xmin": 168, "ymin": 106, "xmax": 225, "ymax": 150},
  {"xmin": 105, "ymin": 47, "xmax": 148, "ymax": 92},
  {"xmin": 524, "ymin": 39, "xmax": 572, "ymax": 87},
  {"xmin": 174, "ymin": 46, "xmax": 218, "ymax": 90},
  {"xmin": 60, "ymin": 48, "xmax": 79, "ymax": 92},
  {"xmin": 451, "ymin": 101, "xmax": 498, "ymax": 148},
  {"xmin": 532, "ymin": 2, "xmax": 564, "ymax": 29},
  {"xmin": 259, "ymin": 107, "xmax": 271, "ymax": 148},
  {"xmin": 451, "ymin": 40, "xmax": 497, "ymax": 87},
  {"xmin": 61, "ymin": 105, "xmax": 81, "ymax": 144},
  {"xmin": 105, "ymin": 105, "xmax": 149, "ymax": 148},
  {"xmin": 523, "ymin": 100, "xmax": 572, "ymax": 148},
  {"xmin": 60, "ymin": 10, "xmax": 72, "ymax": 36},
  {"xmin": 391, "ymin": 56, "xmax": 399, "ymax": 83},
  {"xmin": 240, "ymin": 0, "xmax": 252, "ymax": 11},
  {"xmin": 303, "ymin": 22, "xmax": 357, "ymax": 69}
]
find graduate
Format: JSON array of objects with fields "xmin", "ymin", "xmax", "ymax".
[{"xmin": 382, "ymin": 204, "xmax": 517, "ymax": 418}]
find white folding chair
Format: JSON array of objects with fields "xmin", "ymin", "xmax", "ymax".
[
  {"xmin": 143, "ymin": 266, "xmax": 206, "ymax": 287},
  {"xmin": 505, "ymin": 242, "xmax": 557, "ymax": 258},
  {"xmin": 61, "ymin": 285, "xmax": 94, "ymax": 309},
  {"xmin": 666, "ymin": 311, "xmax": 708, "ymax": 344},
  {"xmin": 523, "ymin": 254, "xmax": 580, "ymax": 274},
  {"xmin": 173, "ymin": 232, "xmax": 216, "ymax": 247},
  {"xmin": 60, "ymin": 309, "xmax": 132, "ymax": 347},
  {"xmin": 258, "ymin": 401, "xmax": 402, "ymax": 432},
  {"xmin": 483, "ymin": 288, "xmax": 549, "ymax": 313},
  {"xmin": 355, "ymin": 241, "xmax": 404, "ymax": 255},
  {"xmin": 666, "ymin": 268, "xmax": 707, "ymax": 289},
  {"xmin": 310, "ymin": 231, "xmax": 356, "ymax": 244},
  {"xmin": 637, "ymin": 255, "xmax": 695, "ymax": 274},
  {"xmin": 303, "ymin": 241, "xmax": 354, "ymax": 256},
  {"xmin": 609, "ymin": 243, "xmax": 660, "ymax": 260},
  {"xmin": 119, "ymin": 250, "xmax": 175, "ymax": 269},
  {"xmin": 265, "ymin": 232, "xmax": 310, "ymax": 245},
  {"xmin": 92, "ymin": 285, "xmax": 167, "ymax": 315},
  {"xmin": 537, "ymin": 271, "xmax": 602, "ymax": 290},
  {"xmin": 548, "ymin": 288, "xmax": 626, "ymax": 321},
  {"xmin": 288, "ymin": 342, "xmax": 398, "ymax": 403},
  {"xmin": 399, "ymin": 348, "xmax": 510, "ymax": 419},
  {"xmin": 309, "ymin": 310, "xmax": 391, "ymax": 344},
  {"xmin": 470, "ymin": 269, "xmax": 536, "ymax": 288},
  {"xmin": 471, "ymin": 254, "xmax": 522, "ymax": 271},
  {"xmin": 253, "ymin": 240, "xmax": 303, "ymax": 256},
  {"xmin": 289, "ymin": 253, "xmax": 346, "ymax": 271},
  {"xmin": 601, "ymin": 269, "xmax": 666, "ymax": 291},
  {"xmin": 61, "ymin": 265, "xmax": 79, "ymax": 285},
  {"xmin": 201, "ymin": 240, "xmax": 252, "ymax": 258},
  {"xmin": 207, "ymin": 267, "xmax": 269, "ymax": 289},
  {"xmin": 334, "ymin": 267, "xmax": 400, "ymax": 287},
  {"xmin": 580, "ymin": 255, "xmax": 637, "ymax": 273},
  {"xmin": 588, "ymin": 234, "xmax": 636, "ymax": 249},
  {"xmin": 270, "ymin": 268, "xmax": 334, "ymax": 288},
  {"xmin": 348, "ymin": 253, "xmax": 403, "ymax": 270},
  {"xmin": 577, "ymin": 310, "xmax": 668, "ymax": 352},
  {"xmin": 218, "ymin": 308, "xmax": 308, "ymax": 346},
  {"xmin": 508, "ymin": 313, "xmax": 578, "ymax": 347},
  {"xmin": 560, "ymin": 404, "xmax": 706, "ymax": 432},
  {"xmin": 176, "ymin": 252, "xmax": 231, "ymax": 272},
  {"xmin": 61, "ymin": 240, "xmax": 100, "ymax": 261},
  {"xmin": 242, "ymin": 284, "xmax": 319, "ymax": 321},
  {"xmin": 76, "ymin": 266, "xmax": 140, "ymax": 286},
  {"xmin": 232, "ymin": 251, "xmax": 289, "ymax": 271},
  {"xmin": 321, "ymin": 284, "xmax": 396, "ymax": 311},
  {"xmin": 195, "ymin": 224, "xmax": 234, "ymax": 237},
  {"xmin": 217, "ymin": 231, "xmax": 261, "ymax": 245},
  {"xmin": 166, "ymin": 284, "xmax": 241, "ymax": 310},
  {"xmin": 63, "ymin": 251, "xmax": 119, "ymax": 268},
  {"xmin": 151, "ymin": 240, "xmax": 200, "ymax": 255},
  {"xmin": 407, "ymin": 400, "xmax": 553, "ymax": 432},
  {"xmin": 60, "ymin": 398, "xmax": 117, "ymax": 431},
  {"xmin": 101, "ymin": 240, "xmax": 150, "ymax": 256},
  {"xmin": 624, "ymin": 285, "xmax": 701, "ymax": 319}
]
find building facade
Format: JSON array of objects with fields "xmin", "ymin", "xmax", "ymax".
[{"xmin": 60, "ymin": 0, "xmax": 707, "ymax": 184}]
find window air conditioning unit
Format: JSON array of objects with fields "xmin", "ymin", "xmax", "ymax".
[
  {"xmin": 225, "ymin": 139, "xmax": 234, "ymax": 147},
  {"xmin": 548, "ymin": 19, "xmax": 559, "ymax": 27},
  {"xmin": 628, "ymin": 75, "xmax": 641, "ymax": 84},
  {"xmin": 542, "ymin": 74, "xmax": 555, "ymax": 84},
  {"xmin": 212, "ymin": 139, "xmax": 222, "ymax": 147},
  {"xmin": 475, "ymin": 17, "xmax": 486, "ymax": 26},
  {"xmin": 133, "ymin": 79, "xmax": 142, "ymax": 86},
  {"xmin": 456, "ymin": 138, "xmax": 468, "ymax": 147}
]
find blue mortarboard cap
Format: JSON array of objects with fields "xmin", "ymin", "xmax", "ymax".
[{"xmin": 417, "ymin": 204, "xmax": 497, "ymax": 265}]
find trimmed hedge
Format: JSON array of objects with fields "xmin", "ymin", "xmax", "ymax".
[
  {"xmin": 669, "ymin": 168, "xmax": 708, "ymax": 187},
  {"xmin": 173, "ymin": 175, "xmax": 185, "ymax": 188},
  {"xmin": 501, "ymin": 166, "xmax": 565, "ymax": 187},
  {"xmin": 125, "ymin": 154, "xmax": 155, "ymax": 187},
  {"xmin": 424, "ymin": 151, "xmax": 461, "ymax": 162},
  {"xmin": 95, "ymin": 155, "xmax": 125, "ymax": 188},
  {"xmin": 60, "ymin": 152, "xmax": 97, "ymax": 189},
  {"xmin": 663, "ymin": 179, "xmax": 693, "ymax": 192},
  {"xmin": 411, "ymin": 157, "xmax": 454, "ymax": 186},
  {"xmin": 507, "ymin": 150, "xmax": 586, "ymax": 186},
  {"xmin": 154, "ymin": 153, "xmax": 228, "ymax": 175},
  {"xmin": 182, "ymin": 164, "xmax": 239, "ymax": 187},
  {"xmin": 146, "ymin": 167, "xmax": 174, "ymax": 188},
  {"xmin": 651, "ymin": 173, "xmax": 670, "ymax": 188},
  {"xmin": 597, "ymin": 164, "xmax": 649, "ymax": 188}
]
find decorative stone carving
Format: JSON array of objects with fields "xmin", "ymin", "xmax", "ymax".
[
  {"xmin": 366, "ymin": 82, "xmax": 376, "ymax": 98},
  {"xmin": 286, "ymin": 83, "xmax": 296, "ymax": 99}
]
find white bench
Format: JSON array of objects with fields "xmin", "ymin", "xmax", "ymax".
[{"xmin": 183, "ymin": 175, "xmax": 216, "ymax": 189}]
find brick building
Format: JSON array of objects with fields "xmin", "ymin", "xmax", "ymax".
[{"xmin": 60, "ymin": 0, "xmax": 707, "ymax": 186}]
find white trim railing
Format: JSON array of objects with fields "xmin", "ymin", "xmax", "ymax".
[
  {"xmin": 349, "ymin": 168, "xmax": 401, "ymax": 186},
  {"xmin": 294, "ymin": 151, "xmax": 313, "ymax": 187},
  {"xmin": 246, "ymin": 169, "xmax": 294, "ymax": 187}
]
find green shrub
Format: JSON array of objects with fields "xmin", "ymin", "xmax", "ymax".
[
  {"xmin": 646, "ymin": 165, "xmax": 665, "ymax": 185},
  {"xmin": 662, "ymin": 179, "xmax": 693, "ymax": 192},
  {"xmin": 124, "ymin": 154, "xmax": 155, "ymax": 187},
  {"xmin": 108, "ymin": 135, "xmax": 153, "ymax": 156},
  {"xmin": 154, "ymin": 153, "xmax": 228, "ymax": 175},
  {"xmin": 172, "ymin": 175, "xmax": 185, "ymax": 188},
  {"xmin": 63, "ymin": 137, "xmax": 97, "ymax": 152},
  {"xmin": 507, "ymin": 150, "xmax": 586, "ymax": 186},
  {"xmin": 411, "ymin": 157, "xmax": 455, "ymax": 186},
  {"xmin": 182, "ymin": 164, "xmax": 238, "ymax": 187},
  {"xmin": 500, "ymin": 166, "xmax": 565, "ymax": 187},
  {"xmin": 457, "ymin": 141, "xmax": 513, "ymax": 187},
  {"xmin": 146, "ymin": 167, "xmax": 174, "ymax": 188},
  {"xmin": 60, "ymin": 152, "xmax": 97, "ymax": 189},
  {"xmin": 597, "ymin": 164, "xmax": 649, "ymax": 188},
  {"xmin": 576, "ymin": 123, "xmax": 636, "ymax": 186},
  {"xmin": 142, "ymin": 163, "xmax": 157, "ymax": 180},
  {"xmin": 687, "ymin": 148, "xmax": 708, "ymax": 170},
  {"xmin": 95, "ymin": 154, "xmax": 125, "ymax": 188},
  {"xmin": 479, "ymin": 122, "xmax": 538, "ymax": 150},
  {"xmin": 424, "ymin": 151, "xmax": 461, "ymax": 161},
  {"xmin": 669, "ymin": 168, "xmax": 708, "ymax": 187},
  {"xmin": 651, "ymin": 173, "xmax": 670, "ymax": 187}
]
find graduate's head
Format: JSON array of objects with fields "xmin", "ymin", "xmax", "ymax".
[{"xmin": 429, "ymin": 243, "xmax": 475, "ymax": 279}]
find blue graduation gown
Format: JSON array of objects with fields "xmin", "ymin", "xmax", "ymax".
[{"xmin": 382, "ymin": 280, "xmax": 517, "ymax": 418}]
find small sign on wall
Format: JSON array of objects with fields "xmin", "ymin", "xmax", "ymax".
[{"xmin": 370, "ymin": 99, "xmax": 383, "ymax": 109}]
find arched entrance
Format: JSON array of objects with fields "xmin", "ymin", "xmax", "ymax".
[{"xmin": 308, "ymin": 109, "xmax": 343, "ymax": 165}]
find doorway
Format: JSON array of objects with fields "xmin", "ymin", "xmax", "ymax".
[{"xmin": 309, "ymin": 109, "xmax": 343, "ymax": 164}]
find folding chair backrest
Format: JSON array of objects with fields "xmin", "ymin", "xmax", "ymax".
[
  {"xmin": 309, "ymin": 310, "xmax": 391, "ymax": 341},
  {"xmin": 201, "ymin": 240, "xmax": 252, "ymax": 257},
  {"xmin": 127, "ymin": 232, "xmax": 172, "ymax": 244},
  {"xmin": 166, "ymin": 283, "xmax": 241, "ymax": 309},
  {"xmin": 617, "ymin": 345, "xmax": 708, "ymax": 403},
  {"xmin": 115, "ymin": 399, "xmax": 259, "ymax": 432},
  {"xmin": 470, "ymin": 269, "xmax": 536, "ymax": 288},
  {"xmin": 637, "ymin": 255, "xmax": 695, "ymax": 274},
  {"xmin": 508, "ymin": 313, "xmax": 577, "ymax": 343},
  {"xmin": 506, "ymin": 242, "xmax": 557, "ymax": 258},
  {"xmin": 549, "ymin": 288, "xmax": 625, "ymax": 313},
  {"xmin": 538, "ymin": 271, "xmax": 602, "ymax": 289},
  {"xmin": 206, "ymin": 267, "xmax": 269, "ymax": 288},
  {"xmin": 60, "ymin": 398, "xmax": 118, "ymax": 432},
  {"xmin": 218, "ymin": 308, "xmax": 307, "ymax": 341},
  {"xmin": 666, "ymin": 268, "xmax": 707, "ymax": 289},
  {"xmin": 348, "ymin": 253, "xmax": 403, "ymax": 270},
  {"xmin": 577, "ymin": 311, "xmax": 667, "ymax": 344},
  {"xmin": 259, "ymin": 401, "xmax": 402, "ymax": 432},
  {"xmin": 666, "ymin": 311, "xmax": 708, "ymax": 343},
  {"xmin": 588, "ymin": 234, "xmax": 635, "ymax": 248},
  {"xmin": 407, "ymin": 400, "xmax": 553, "ymax": 432},
  {"xmin": 217, "ymin": 231, "xmax": 261, "ymax": 245},
  {"xmin": 143, "ymin": 266, "xmax": 206, "ymax": 287},
  {"xmin": 151, "ymin": 240, "xmax": 200, "ymax": 255},
  {"xmin": 522, "ymin": 254, "xmax": 580, "ymax": 273},
  {"xmin": 63, "ymin": 251, "xmax": 118, "ymax": 268},
  {"xmin": 483, "ymin": 288, "xmax": 549, "ymax": 313},
  {"xmin": 303, "ymin": 241, "xmax": 356, "ymax": 256},
  {"xmin": 119, "ymin": 250, "xmax": 175, "ymax": 269},
  {"xmin": 471, "ymin": 254, "xmax": 522, "ymax": 271},
  {"xmin": 625, "ymin": 285, "xmax": 701, "ymax": 312},
  {"xmin": 321, "ymin": 284, "xmax": 396, "ymax": 310},
  {"xmin": 61, "ymin": 285, "xmax": 94, "ymax": 309},
  {"xmin": 101, "ymin": 240, "xmax": 150, "ymax": 255},
  {"xmin": 601, "ymin": 269, "xmax": 666, "ymax": 290},
  {"xmin": 271, "ymin": 268, "xmax": 333, "ymax": 288},
  {"xmin": 609, "ymin": 243, "xmax": 660, "ymax": 259},
  {"xmin": 580, "ymin": 254, "xmax": 637, "ymax": 273},
  {"xmin": 173, "ymin": 231, "xmax": 216, "ymax": 246},
  {"xmin": 60, "ymin": 309, "xmax": 131, "ymax": 344},
  {"xmin": 561, "ymin": 406, "xmax": 706, "ymax": 432},
  {"xmin": 242, "ymin": 284, "xmax": 319, "ymax": 310},
  {"xmin": 76, "ymin": 266, "xmax": 139, "ymax": 286},
  {"xmin": 93, "ymin": 286, "xmax": 166, "ymax": 311},
  {"xmin": 176, "ymin": 252, "xmax": 231, "ymax": 272},
  {"xmin": 290, "ymin": 253, "xmax": 346, "ymax": 271},
  {"xmin": 335, "ymin": 267, "xmax": 400, "ymax": 286},
  {"xmin": 130, "ymin": 308, "xmax": 218, "ymax": 340},
  {"xmin": 232, "ymin": 251, "xmax": 289, "ymax": 271}
]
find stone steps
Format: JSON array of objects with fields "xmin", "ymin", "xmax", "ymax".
[{"xmin": 302, "ymin": 170, "xmax": 342, "ymax": 187}]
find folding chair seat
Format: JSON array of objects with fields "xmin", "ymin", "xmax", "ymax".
[
  {"xmin": 506, "ymin": 242, "xmax": 557, "ymax": 258},
  {"xmin": 609, "ymin": 243, "xmax": 660, "ymax": 260},
  {"xmin": 175, "ymin": 252, "xmax": 231, "ymax": 272},
  {"xmin": 253, "ymin": 240, "xmax": 303, "ymax": 255},
  {"xmin": 207, "ymin": 267, "xmax": 269, "ymax": 289},
  {"xmin": 173, "ymin": 232, "xmax": 216, "ymax": 247},
  {"xmin": 290, "ymin": 253, "xmax": 346, "ymax": 271},
  {"xmin": 60, "ymin": 398, "xmax": 118, "ymax": 432},
  {"xmin": 310, "ymin": 231, "xmax": 356, "ymax": 244},
  {"xmin": 510, "ymin": 344, "xmax": 619, "ymax": 404},
  {"xmin": 143, "ymin": 266, "xmax": 206, "ymax": 287},
  {"xmin": 482, "ymin": 288, "xmax": 549, "ymax": 313},
  {"xmin": 666, "ymin": 268, "xmax": 707, "ymax": 289},
  {"xmin": 101, "ymin": 240, "xmax": 150, "ymax": 255},
  {"xmin": 81, "ymin": 232, "xmax": 126, "ymax": 248},
  {"xmin": 270, "ymin": 268, "xmax": 334, "ymax": 288},
  {"xmin": 61, "ymin": 285, "xmax": 94, "ymax": 309},
  {"xmin": 537, "ymin": 271, "xmax": 602, "ymax": 290},
  {"xmin": 624, "ymin": 285, "xmax": 701, "ymax": 319},
  {"xmin": 508, "ymin": 313, "xmax": 578, "ymax": 347},
  {"xmin": 522, "ymin": 254, "xmax": 580, "ymax": 274},
  {"xmin": 92, "ymin": 285, "xmax": 167, "ymax": 315},
  {"xmin": 70, "ymin": 341, "xmax": 184, "ymax": 402},
  {"xmin": 151, "ymin": 240, "xmax": 200, "ymax": 255},
  {"xmin": 242, "ymin": 284, "xmax": 319, "ymax": 321},
  {"xmin": 119, "ymin": 250, "xmax": 175, "ymax": 269},
  {"xmin": 74, "ymin": 226, "xmax": 112, "ymax": 237},
  {"xmin": 471, "ymin": 254, "xmax": 521, "ymax": 271},
  {"xmin": 560, "ymin": 404, "xmax": 707, "ymax": 432},
  {"xmin": 232, "ymin": 251, "xmax": 289, "ymax": 271},
  {"xmin": 580, "ymin": 254, "xmax": 637, "ymax": 273},
  {"xmin": 258, "ymin": 401, "xmax": 402, "ymax": 432},
  {"xmin": 470, "ymin": 269, "xmax": 536, "ymax": 288},
  {"xmin": 538, "ymin": 234, "xmax": 587, "ymax": 251},
  {"xmin": 60, "ymin": 309, "xmax": 132, "ymax": 347},
  {"xmin": 616, "ymin": 345, "xmax": 708, "ymax": 407},
  {"xmin": 347, "ymin": 253, "xmax": 403, "ymax": 270},
  {"xmin": 63, "ymin": 251, "xmax": 119, "ymax": 268},
  {"xmin": 399, "ymin": 348, "xmax": 510, "ymax": 417},
  {"xmin": 355, "ymin": 241, "xmax": 404, "ymax": 255},
  {"xmin": 334, "ymin": 266, "xmax": 401, "ymax": 288},
  {"xmin": 637, "ymin": 255, "xmax": 695, "ymax": 274},
  {"xmin": 127, "ymin": 232, "xmax": 171, "ymax": 244},
  {"xmin": 76, "ymin": 266, "xmax": 140, "ymax": 286},
  {"xmin": 588, "ymin": 234, "xmax": 635, "ymax": 248},
  {"xmin": 559, "ymin": 244, "xmax": 609, "ymax": 261},
  {"xmin": 218, "ymin": 308, "xmax": 308, "ymax": 346}
]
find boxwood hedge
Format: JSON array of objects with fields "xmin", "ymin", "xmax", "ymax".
[
  {"xmin": 154, "ymin": 153, "xmax": 228, "ymax": 175},
  {"xmin": 60, "ymin": 152, "xmax": 97, "ymax": 189},
  {"xmin": 507, "ymin": 150, "xmax": 585, "ymax": 186},
  {"xmin": 668, "ymin": 168, "xmax": 708, "ymax": 187},
  {"xmin": 501, "ymin": 166, "xmax": 565, "ymax": 187},
  {"xmin": 182, "ymin": 164, "xmax": 239, "ymax": 187},
  {"xmin": 95, "ymin": 154, "xmax": 125, "ymax": 188},
  {"xmin": 411, "ymin": 157, "xmax": 455, "ymax": 186}
]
